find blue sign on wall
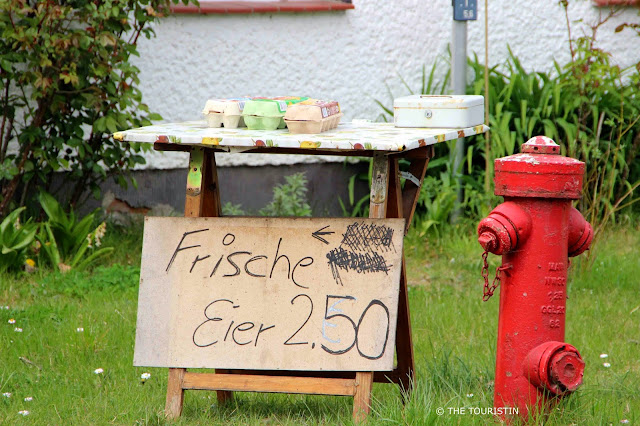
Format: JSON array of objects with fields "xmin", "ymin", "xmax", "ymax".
[{"xmin": 453, "ymin": 0, "xmax": 477, "ymax": 21}]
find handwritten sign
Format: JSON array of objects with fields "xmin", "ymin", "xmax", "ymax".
[{"xmin": 133, "ymin": 217, "xmax": 404, "ymax": 371}]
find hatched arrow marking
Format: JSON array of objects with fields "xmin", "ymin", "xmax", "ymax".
[{"xmin": 311, "ymin": 225, "xmax": 334, "ymax": 245}]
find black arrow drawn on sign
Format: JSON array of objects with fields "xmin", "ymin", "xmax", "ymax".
[{"xmin": 312, "ymin": 225, "xmax": 334, "ymax": 245}]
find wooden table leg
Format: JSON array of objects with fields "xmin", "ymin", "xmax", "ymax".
[
  {"xmin": 395, "ymin": 260, "xmax": 414, "ymax": 398},
  {"xmin": 387, "ymin": 158, "xmax": 416, "ymax": 398},
  {"xmin": 353, "ymin": 371, "xmax": 375, "ymax": 422},
  {"xmin": 165, "ymin": 147, "xmax": 230, "ymax": 419},
  {"xmin": 166, "ymin": 367, "xmax": 186, "ymax": 419},
  {"xmin": 401, "ymin": 146, "xmax": 434, "ymax": 234},
  {"xmin": 352, "ymin": 152, "xmax": 390, "ymax": 422}
]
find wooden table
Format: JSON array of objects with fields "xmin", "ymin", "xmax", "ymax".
[{"xmin": 115, "ymin": 120, "xmax": 489, "ymax": 422}]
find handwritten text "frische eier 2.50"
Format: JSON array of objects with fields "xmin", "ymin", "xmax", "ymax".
[{"xmin": 191, "ymin": 294, "xmax": 391, "ymax": 360}]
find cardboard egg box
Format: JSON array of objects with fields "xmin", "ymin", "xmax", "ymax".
[
  {"xmin": 202, "ymin": 98, "xmax": 250, "ymax": 129},
  {"xmin": 284, "ymin": 100, "xmax": 342, "ymax": 134},
  {"xmin": 242, "ymin": 97, "xmax": 309, "ymax": 131}
]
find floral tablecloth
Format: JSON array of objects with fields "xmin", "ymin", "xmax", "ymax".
[{"xmin": 113, "ymin": 121, "xmax": 489, "ymax": 153}]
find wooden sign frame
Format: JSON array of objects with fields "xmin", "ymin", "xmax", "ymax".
[
  {"xmin": 152, "ymin": 144, "xmax": 433, "ymax": 422},
  {"xmin": 134, "ymin": 215, "xmax": 405, "ymax": 371}
]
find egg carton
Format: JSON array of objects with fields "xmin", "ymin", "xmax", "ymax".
[
  {"xmin": 202, "ymin": 98, "xmax": 249, "ymax": 128},
  {"xmin": 284, "ymin": 100, "xmax": 342, "ymax": 134},
  {"xmin": 242, "ymin": 97, "xmax": 308, "ymax": 131}
]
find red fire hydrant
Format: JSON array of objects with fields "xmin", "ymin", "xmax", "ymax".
[{"xmin": 477, "ymin": 136, "xmax": 593, "ymax": 421}]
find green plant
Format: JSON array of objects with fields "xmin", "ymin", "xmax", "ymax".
[
  {"xmin": 37, "ymin": 191, "xmax": 113, "ymax": 271},
  {"xmin": 0, "ymin": 207, "xmax": 37, "ymax": 272},
  {"xmin": 222, "ymin": 201, "xmax": 246, "ymax": 216},
  {"xmin": 0, "ymin": 0, "xmax": 188, "ymax": 216},
  {"xmin": 374, "ymin": 56, "xmax": 450, "ymax": 123},
  {"xmin": 259, "ymin": 172, "xmax": 312, "ymax": 217},
  {"xmin": 468, "ymin": 8, "xmax": 640, "ymax": 239},
  {"xmin": 219, "ymin": 173, "xmax": 313, "ymax": 217},
  {"xmin": 412, "ymin": 142, "xmax": 497, "ymax": 237},
  {"xmin": 559, "ymin": 3, "xmax": 640, "ymax": 238},
  {"xmin": 376, "ymin": 7, "xmax": 640, "ymax": 236},
  {"xmin": 373, "ymin": 58, "xmax": 502, "ymax": 225},
  {"xmin": 338, "ymin": 161, "xmax": 372, "ymax": 217}
]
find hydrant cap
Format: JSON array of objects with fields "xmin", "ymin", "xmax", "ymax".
[
  {"xmin": 494, "ymin": 136, "xmax": 585, "ymax": 199},
  {"xmin": 523, "ymin": 341, "xmax": 585, "ymax": 395},
  {"xmin": 549, "ymin": 350, "xmax": 585, "ymax": 392},
  {"xmin": 521, "ymin": 136, "xmax": 560, "ymax": 155}
]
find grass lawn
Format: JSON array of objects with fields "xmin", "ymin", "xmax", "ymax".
[{"xmin": 1, "ymin": 221, "xmax": 638, "ymax": 425}]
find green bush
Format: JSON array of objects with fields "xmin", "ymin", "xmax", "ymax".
[
  {"xmin": 37, "ymin": 191, "xmax": 113, "ymax": 272},
  {"xmin": 376, "ymin": 4, "xmax": 640, "ymax": 237},
  {"xmin": 223, "ymin": 172, "xmax": 312, "ymax": 217},
  {"xmin": 260, "ymin": 172, "xmax": 312, "ymax": 217},
  {"xmin": 468, "ymin": 44, "xmax": 640, "ymax": 237},
  {"xmin": 0, "ymin": 0, "xmax": 187, "ymax": 217},
  {"xmin": 0, "ymin": 207, "xmax": 37, "ymax": 272}
]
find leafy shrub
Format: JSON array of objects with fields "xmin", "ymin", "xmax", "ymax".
[
  {"xmin": 0, "ymin": 0, "xmax": 187, "ymax": 216},
  {"xmin": 221, "ymin": 202, "xmax": 246, "ymax": 216},
  {"xmin": 467, "ymin": 41, "xmax": 640, "ymax": 236},
  {"xmin": 221, "ymin": 173, "xmax": 312, "ymax": 217},
  {"xmin": 376, "ymin": 4, "xmax": 639, "ymax": 237},
  {"xmin": 0, "ymin": 207, "xmax": 37, "ymax": 272},
  {"xmin": 338, "ymin": 162, "xmax": 372, "ymax": 218},
  {"xmin": 37, "ymin": 192, "xmax": 113, "ymax": 272},
  {"xmin": 259, "ymin": 172, "xmax": 312, "ymax": 217}
]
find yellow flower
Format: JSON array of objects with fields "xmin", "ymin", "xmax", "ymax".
[
  {"xmin": 299, "ymin": 141, "xmax": 321, "ymax": 149},
  {"xmin": 25, "ymin": 259, "xmax": 35, "ymax": 268},
  {"xmin": 202, "ymin": 137, "xmax": 221, "ymax": 145}
]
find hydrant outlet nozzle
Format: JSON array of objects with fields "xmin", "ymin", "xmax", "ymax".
[
  {"xmin": 523, "ymin": 341, "xmax": 585, "ymax": 396},
  {"xmin": 568, "ymin": 207, "xmax": 593, "ymax": 257},
  {"xmin": 477, "ymin": 202, "xmax": 532, "ymax": 255},
  {"xmin": 478, "ymin": 232, "xmax": 497, "ymax": 252}
]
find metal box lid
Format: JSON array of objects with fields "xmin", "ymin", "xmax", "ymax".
[{"xmin": 394, "ymin": 95, "xmax": 484, "ymax": 109}]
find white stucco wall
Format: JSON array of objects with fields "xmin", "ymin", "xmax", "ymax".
[{"xmin": 134, "ymin": 0, "xmax": 640, "ymax": 169}]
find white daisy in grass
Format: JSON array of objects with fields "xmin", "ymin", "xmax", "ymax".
[
  {"xmin": 94, "ymin": 368, "xmax": 104, "ymax": 375},
  {"xmin": 18, "ymin": 410, "xmax": 29, "ymax": 416},
  {"xmin": 8, "ymin": 318, "xmax": 15, "ymax": 324},
  {"xmin": 76, "ymin": 327, "xmax": 84, "ymax": 332},
  {"xmin": 600, "ymin": 353, "xmax": 608, "ymax": 359},
  {"xmin": 24, "ymin": 396, "xmax": 33, "ymax": 402},
  {"xmin": 603, "ymin": 362, "xmax": 611, "ymax": 368},
  {"xmin": 14, "ymin": 327, "xmax": 23, "ymax": 333},
  {"xmin": 141, "ymin": 372, "xmax": 151, "ymax": 382},
  {"xmin": 2, "ymin": 392, "xmax": 11, "ymax": 398}
]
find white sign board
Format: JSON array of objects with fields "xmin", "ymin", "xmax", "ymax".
[{"xmin": 134, "ymin": 217, "xmax": 404, "ymax": 371}]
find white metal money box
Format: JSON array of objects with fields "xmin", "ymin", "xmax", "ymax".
[{"xmin": 393, "ymin": 95, "xmax": 484, "ymax": 128}]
